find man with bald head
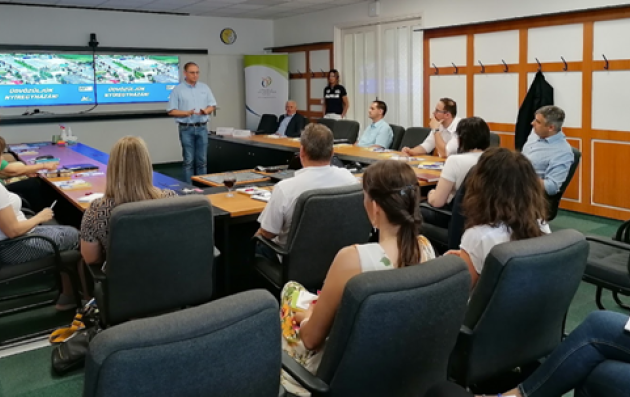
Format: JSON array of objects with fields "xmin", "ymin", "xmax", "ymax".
[{"xmin": 277, "ymin": 100, "xmax": 307, "ymax": 137}]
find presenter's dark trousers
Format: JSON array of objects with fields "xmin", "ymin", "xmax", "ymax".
[{"xmin": 178, "ymin": 124, "xmax": 208, "ymax": 182}]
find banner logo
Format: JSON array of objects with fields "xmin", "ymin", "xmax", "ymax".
[{"xmin": 261, "ymin": 76, "xmax": 272, "ymax": 88}]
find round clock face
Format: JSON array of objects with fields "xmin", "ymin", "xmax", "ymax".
[{"xmin": 220, "ymin": 28, "xmax": 237, "ymax": 45}]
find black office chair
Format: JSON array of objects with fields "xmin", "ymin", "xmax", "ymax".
[
  {"xmin": 317, "ymin": 118, "xmax": 337, "ymax": 131},
  {"xmin": 489, "ymin": 132, "xmax": 501, "ymax": 147},
  {"xmin": 84, "ymin": 290, "xmax": 282, "ymax": 397},
  {"xmin": 0, "ymin": 235, "xmax": 81, "ymax": 319},
  {"xmin": 389, "ymin": 124, "xmax": 406, "ymax": 150},
  {"xmin": 449, "ymin": 229, "xmax": 589, "ymax": 392},
  {"xmin": 398, "ymin": 127, "xmax": 431, "ymax": 151},
  {"xmin": 282, "ymin": 255, "xmax": 471, "ymax": 397},
  {"xmin": 256, "ymin": 114, "xmax": 279, "ymax": 135},
  {"xmin": 583, "ymin": 220, "xmax": 630, "ymax": 310},
  {"xmin": 420, "ymin": 171, "xmax": 471, "ymax": 254},
  {"xmin": 254, "ymin": 185, "xmax": 371, "ymax": 294},
  {"xmin": 547, "ymin": 147, "xmax": 581, "ymax": 221},
  {"xmin": 89, "ymin": 195, "xmax": 215, "ymax": 327},
  {"xmin": 331, "ymin": 120, "xmax": 360, "ymax": 144}
]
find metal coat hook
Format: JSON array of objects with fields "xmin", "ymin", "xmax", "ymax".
[
  {"xmin": 452, "ymin": 62, "xmax": 458, "ymax": 74},
  {"xmin": 432, "ymin": 63, "xmax": 439, "ymax": 75},
  {"xmin": 603, "ymin": 54, "xmax": 609, "ymax": 70},
  {"xmin": 478, "ymin": 60, "xmax": 485, "ymax": 73},
  {"xmin": 320, "ymin": 69, "xmax": 326, "ymax": 74},
  {"xmin": 502, "ymin": 59, "xmax": 508, "ymax": 73},
  {"xmin": 296, "ymin": 69, "xmax": 303, "ymax": 77},
  {"xmin": 535, "ymin": 58, "xmax": 542, "ymax": 72},
  {"xmin": 310, "ymin": 69, "xmax": 315, "ymax": 77},
  {"xmin": 561, "ymin": 56, "xmax": 568, "ymax": 71}
]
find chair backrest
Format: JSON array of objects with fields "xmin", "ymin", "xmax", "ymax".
[
  {"xmin": 547, "ymin": 147, "xmax": 581, "ymax": 220},
  {"xmin": 332, "ymin": 120, "xmax": 360, "ymax": 143},
  {"xmin": 317, "ymin": 118, "xmax": 337, "ymax": 131},
  {"xmin": 84, "ymin": 290, "xmax": 281, "ymax": 397},
  {"xmin": 103, "ymin": 195, "xmax": 215, "ymax": 325},
  {"xmin": 450, "ymin": 229, "xmax": 589, "ymax": 385},
  {"xmin": 285, "ymin": 185, "xmax": 371, "ymax": 291},
  {"xmin": 316, "ymin": 256, "xmax": 471, "ymax": 397},
  {"xmin": 489, "ymin": 132, "xmax": 501, "ymax": 147},
  {"xmin": 389, "ymin": 124, "xmax": 406, "ymax": 150},
  {"xmin": 256, "ymin": 114, "xmax": 278, "ymax": 134},
  {"xmin": 447, "ymin": 170, "xmax": 471, "ymax": 250},
  {"xmin": 399, "ymin": 127, "xmax": 431, "ymax": 150}
]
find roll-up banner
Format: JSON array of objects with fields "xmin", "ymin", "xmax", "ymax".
[{"xmin": 244, "ymin": 54, "xmax": 289, "ymax": 131}]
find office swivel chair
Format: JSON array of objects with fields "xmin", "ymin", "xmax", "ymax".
[
  {"xmin": 282, "ymin": 256, "xmax": 470, "ymax": 397},
  {"xmin": 398, "ymin": 127, "xmax": 431, "ymax": 151},
  {"xmin": 389, "ymin": 124, "xmax": 406, "ymax": 150},
  {"xmin": 449, "ymin": 230, "xmax": 588, "ymax": 392},
  {"xmin": 547, "ymin": 147, "xmax": 581, "ymax": 221},
  {"xmin": 254, "ymin": 185, "xmax": 371, "ymax": 294},
  {"xmin": 256, "ymin": 114, "xmax": 279, "ymax": 135},
  {"xmin": 331, "ymin": 120, "xmax": 360, "ymax": 143},
  {"xmin": 84, "ymin": 290, "xmax": 282, "ymax": 397},
  {"xmin": 583, "ymin": 219, "xmax": 630, "ymax": 310},
  {"xmin": 89, "ymin": 195, "xmax": 215, "ymax": 327}
]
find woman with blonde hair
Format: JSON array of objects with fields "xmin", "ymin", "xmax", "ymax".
[{"xmin": 80, "ymin": 136, "xmax": 176, "ymax": 266}]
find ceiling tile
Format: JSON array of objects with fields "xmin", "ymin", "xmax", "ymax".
[
  {"xmin": 239, "ymin": 0, "xmax": 287, "ymax": 5},
  {"xmin": 229, "ymin": 3, "xmax": 265, "ymax": 9}
]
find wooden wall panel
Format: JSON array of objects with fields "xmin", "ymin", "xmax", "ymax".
[
  {"xmin": 592, "ymin": 140, "xmax": 630, "ymax": 211},
  {"xmin": 424, "ymin": 7, "xmax": 630, "ymax": 220}
]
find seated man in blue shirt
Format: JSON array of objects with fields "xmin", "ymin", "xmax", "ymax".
[
  {"xmin": 356, "ymin": 100, "xmax": 393, "ymax": 148},
  {"xmin": 522, "ymin": 105, "xmax": 574, "ymax": 196},
  {"xmin": 277, "ymin": 100, "xmax": 307, "ymax": 138}
]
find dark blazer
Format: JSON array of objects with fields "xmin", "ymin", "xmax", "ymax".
[
  {"xmin": 515, "ymin": 71, "xmax": 554, "ymax": 151},
  {"xmin": 278, "ymin": 113, "xmax": 307, "ymax": 138}
]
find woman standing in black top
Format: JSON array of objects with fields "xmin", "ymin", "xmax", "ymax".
[{"xmin": 323, "ymin": 69, "xmax": 349, "ymax": 119}]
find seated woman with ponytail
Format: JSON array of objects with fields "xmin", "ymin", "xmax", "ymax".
[{"xmin": 280, "ymin": 160, "xmax": 435, "ymax": 396}]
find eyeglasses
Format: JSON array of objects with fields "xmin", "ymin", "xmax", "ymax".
[{"xmin": 434, "ymin": 109, "xmax": 447, "ymax": 114}]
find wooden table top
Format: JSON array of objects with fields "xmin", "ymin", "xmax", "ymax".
[
  {"xmin": 192, "ymin": 169, "xmax": 271, "ymax": 187},
  {"xmin": 223, "ymin": 134, "xmax": 444, "ymax": 165},
  {"xmin": 10, "ymin": 143, "xmax": 190, "ymax": 212},
  {"xmin": 206, "ymin": 188, "xmax": 272, "ymax": 218}
]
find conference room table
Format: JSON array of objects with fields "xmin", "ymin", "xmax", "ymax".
[
  {"xmin": 206, "ymin": 133, "xmax": 446, "ymax": 175},
  {"xmin": 6, "ymin": 142, "xmax": 258, "ymax": 294}
]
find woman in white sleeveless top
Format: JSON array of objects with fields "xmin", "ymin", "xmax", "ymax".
[{"xmin": 280, "ymin": 160, "xmax": 435, "ymax": 395}]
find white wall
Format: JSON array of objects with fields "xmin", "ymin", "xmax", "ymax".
[
  {"xmin": 273, "ymin": 0, "xmax": 626, "ymax": 47},
  {"xmin": 0, "ymin": 4, "xmax": 273, "ymax": 163}
]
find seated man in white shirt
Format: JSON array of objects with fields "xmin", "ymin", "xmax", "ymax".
[
  {"xmin": 402, "ymin": 97, "xmax": 461, "ymax": 158},
  {"xmin": 255, "ymin": 123, "xmax": 358, "ymax": 260}
]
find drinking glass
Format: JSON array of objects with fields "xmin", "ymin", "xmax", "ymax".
[{"xmin": 223, "ymin": 173, "xmax": 237, "ymax": 197}]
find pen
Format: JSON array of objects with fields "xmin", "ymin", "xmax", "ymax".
[{"xmin": 50, "ymin": 200, "xmax": 57, "ymax": 209}]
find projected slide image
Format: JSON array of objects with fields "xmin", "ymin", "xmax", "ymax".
[
  {"xmin": 96, "ymin": 55, "xmax": 179, "ymax": 104},
  {"xmin": 0, "ymin": 53, "xmax": 95, "ymax": 107}
]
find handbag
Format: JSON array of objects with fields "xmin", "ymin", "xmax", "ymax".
[
  {"xmin": 50, "ymin": 299, "xmax": 102, "ymax": 375},
  {"xmin": 51, "ymin": 326, "xmax": 100, "ymax": 375}
]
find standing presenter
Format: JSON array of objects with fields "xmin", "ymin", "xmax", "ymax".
[{"xmin": 167, "ymin": 62, "xmax": 217, "ymax": 182}]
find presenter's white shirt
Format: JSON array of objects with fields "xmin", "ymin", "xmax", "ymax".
[
  {"xmin": 420, "ymin": 117, "xmax": 461, "ymax": 156},
  {"xmin": 258, "ymin": 165, "xmax": 359, "ymax": 247},
  {"xmin": 460, "ymin": 222, "xmax": 551, "ymax": 275},
  {"xmin": 0, "ymin": 184, "xmax": 26, "ymax": 240}
]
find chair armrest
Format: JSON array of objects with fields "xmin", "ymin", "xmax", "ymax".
[
  {"xmin": 0, "ymin": 233, "xmax": 60, "ymax": 258},
  {"xmin": 21, "ymin": 208, "xmax": 36, "ymax": 216},
  {"xmin": 586, "ymin": 235, "xmax": 630, "ymax": 251},
  {"xmin": 281, "ymin": 351, "xmax": 330, "ymax": 395},
  {"xmin": 253, "ymin": 234, "xmax": 288, "ymax": 256},
  {"xmin": 86, "ymin": 263, "xmax": 106, "ymax": 282},
  {"xmin": 420, "ymin": 202, "xmax": 453, "ymax": 217}
]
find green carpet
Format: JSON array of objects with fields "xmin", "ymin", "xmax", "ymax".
[{"xmin": 0, "ymin": 347, "xmax": 83, "ymax": 397}]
